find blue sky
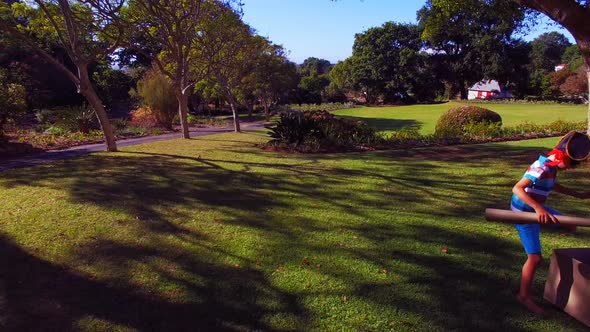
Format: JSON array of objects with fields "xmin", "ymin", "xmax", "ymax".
[{"xmin": 241, "ymin": 0, "xmax": 574, "ymax": 64}]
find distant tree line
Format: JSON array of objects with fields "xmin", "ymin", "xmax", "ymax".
[
  {"xmin": 1, "ymin": 0, "xmax": 588, "ymax": 149},
  {"xmin": 301, "ymin": 12, "xmax": 586, "ymax": 105}
]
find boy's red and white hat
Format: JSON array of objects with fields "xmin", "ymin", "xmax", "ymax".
[
  {"xmin": 545, "ymin": 131, "xmax": 590, "ymax": 166},
  {"xmin": 555, "ymin": 131, "xmax": 590, "ymax": 160}
]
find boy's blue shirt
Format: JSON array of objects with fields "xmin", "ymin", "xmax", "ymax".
[{"xmin": 511, "ymin": 155, "xmax": 557, "ymax": 212}]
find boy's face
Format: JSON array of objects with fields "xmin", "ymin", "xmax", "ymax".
[{"xmin": 557, "ymin": 157, "xmax": 572, "ymax": 169}]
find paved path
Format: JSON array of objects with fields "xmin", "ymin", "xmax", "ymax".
[{"xmin": 0, "ymin": 122, "xmax": 265, "ymax": 173}]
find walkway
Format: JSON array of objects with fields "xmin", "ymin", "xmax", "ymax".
[{"xmin": 0, "ymin": 122, "xmax": 265, "ymax": 173}]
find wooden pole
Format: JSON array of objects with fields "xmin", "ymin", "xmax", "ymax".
[{"xmin": 485, "ymin": 208, "xmax": 590, "ymax": 227}]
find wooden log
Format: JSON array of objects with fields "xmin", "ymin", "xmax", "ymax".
[{"xmin": 485, "ymin": 208, "xmax": 590, "ymax": 227}]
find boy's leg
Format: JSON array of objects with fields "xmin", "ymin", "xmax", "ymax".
[
  {"xmin": 517, "ymin": 253, "xmax": 545, "ymax": 315},
  {"xmin": 515, "ymin": 223, "xmax": 545, "ymax": 315}
]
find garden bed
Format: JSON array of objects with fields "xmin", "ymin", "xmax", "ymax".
[
  {"xmin": 264, "ymin": 108, "xmax": 587, "ymax": 154},
  {"xmin": 1, "ymin": 128, "xmax": 169, "ymax": 155}
]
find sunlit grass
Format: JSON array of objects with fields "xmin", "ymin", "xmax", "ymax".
[
  {"xmin": 0, "ymin": 132, "xmax": 589, "ymax": 331},
  {"xmin": 333, "ymin": 101, "xmax": 588, "ymax": 135}
]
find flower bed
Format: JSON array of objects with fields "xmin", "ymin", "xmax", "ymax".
[{"xmin": 1, "ymin": 126, "xmax": 166, "ymax": 158}]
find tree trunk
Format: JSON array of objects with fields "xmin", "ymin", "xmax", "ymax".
[
  {"xmin": 263, "ymin": 102, "xmax": 270, "ymax": 121},
  {"xmin": 247, "ymin": 103, "xmax": 253, "ymax": 121},
  {"xmin": 225, "ymin": 91, "xmax": 241, "ymax": 132},
  {"xmin": 78, "ymin": 66, "xmax": 117, "ymax": 152},
  {"xmin": 229, "ymin": 101, "xmax": 241, "ymax": 132},
  {"xmin": 177, "ymin": 91, "xmax": 190, "ymax": 139}
]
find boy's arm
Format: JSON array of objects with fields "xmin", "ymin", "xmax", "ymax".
[
  {"xmin": 513, "ymin": 178, "xmax": 558, "ymax": 223},
  {"xmin": 553, "ymin": 183, "xmax": 590, "ymax": 199}
]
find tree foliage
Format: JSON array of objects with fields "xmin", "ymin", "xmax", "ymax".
[
  {"xmin": 529, "ymin": 32, "xmax": 571, "ymax": 71},
  {"xmin": 349, "ymin": 22, "xmax": 430, "ymax": 103},
  {"xmin": 0, "ymin": 0, "xmax": 125, "ymax": 151},
  {"xmin": 0, "ymin": 68, "xmax": 26, "ymax": 139},
  {"xmin": 122, "ymin": 0, "xmax": 239, "ymax": 138},
  {"xmin": 192, "ymin": 4, "xmax": 255, "ymax": 132},
  {"xmin": 298, "ymin": 57, "xmax": 332, "ymax": 76},
  {"xmin": 419, "ymin": 0, "xmax": 527, "ymax": 98}
]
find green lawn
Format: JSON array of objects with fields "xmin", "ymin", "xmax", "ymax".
[
  {"xmin": 1, "ymin": 132, "xmax": 590, "ymax": 331},
  {"xmin": 333, "ymin": 101, "xmax": 588, "ymax": 135}
]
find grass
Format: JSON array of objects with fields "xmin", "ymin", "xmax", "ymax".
[
  {"xmin": 333, "ymin": 101, "xmax": 588, "ymax": 135},
  {"xmin": 1, "ymin": 131, "xmax": 590, "ymax": 331}
]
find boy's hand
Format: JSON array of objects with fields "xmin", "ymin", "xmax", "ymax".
[{"xmin": 535, "ymin": 206, "xmax": 558, "ymax": 224}]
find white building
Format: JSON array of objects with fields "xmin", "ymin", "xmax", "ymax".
[{"xmin": 467, "ymin": 80, "xmax": 513, "ymax": 100}]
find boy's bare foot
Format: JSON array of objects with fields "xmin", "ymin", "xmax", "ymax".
[{"xmin": 517, "ymin": 294, "xmax": 546, "ymax": 315}]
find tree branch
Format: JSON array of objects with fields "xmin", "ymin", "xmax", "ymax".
[{"xmin": 0, "ymin": 20, "xmax": 80, "ymax": 86}]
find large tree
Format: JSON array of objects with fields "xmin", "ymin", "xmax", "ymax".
[
  {"xmin": 425, "ymin": 0, "xmax": 590, "ymax": 131},
  {"xmin": 194, "ymin": 4, "xmax": 255, "ymax": 132},
  {"xmin": 528, "ymin": 32, "xmax": 571, "ymax": 96},
  {"xmin": 530, "ymin": 32, "xmax": 571, "ymax": 71},
  {"xmin": 298, "ymin": 57, "xmax": 332, "ymax": 76},
  {"xmin": 419, "ymin": 0, "xmax": 527, "ymax": 99},
  {"xmin": 513, "ymin": 0, "xmax": 590, "ymax": 132},
  {"xmin": 123, "ymin": 0, "xmax": 236, "ymax": 139},
  {"xmin": 349, "ymin": 22, "xmax": 429, "ymax": 104},
  {"xmin": 0, "ymin": 0, "xmax": 124, "ymax": 151},
  {"xmin": 250, "ymin": 44, "xmax": 298, "ymax": 120}
]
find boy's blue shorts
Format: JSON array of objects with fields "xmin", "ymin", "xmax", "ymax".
[{"xmin": 513, "ymin": 206, "xmax": 561, "ymax": 255}]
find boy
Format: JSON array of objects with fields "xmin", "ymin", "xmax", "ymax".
[{"xmin": 511, "ymin": 131, "xmax": 590, "ymax": 315}]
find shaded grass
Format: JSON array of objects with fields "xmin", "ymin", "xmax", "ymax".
[
  {"xmin": 1, "ymin": 133, "xmax": 590, "ymax": 331},
  {"xmin": 333, "ymin": 101, "xmax": 588, "ymax": 135}
]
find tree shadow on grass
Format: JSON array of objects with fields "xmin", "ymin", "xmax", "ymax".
[
  {"xmin": 0, "ymin": 152, "xmax": 316, "ymax": 330},
  {"xmin": 1, "ymin": 141, "xmax": 589, "ymax": 330},
  {"xmin": 0, "ymin": 233, "xmax": 304, "ymax": 331},
  {"xmin": 335, "ymin": 223, "xmax": 585, "ymax": 331}
]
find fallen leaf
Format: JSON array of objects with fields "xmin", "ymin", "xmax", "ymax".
[
  {"xmin": 316, "ymin": 264, "xmax": 321, "ymax": 268},
  {"xmin": 441, "ymin": 247, "xmax": 448, "ymax": 254},
  {"xmin": 214, "ymin": 218, "xmax": 222, "ymax": 223},
  {"xmin": 255, "ymin": 261, "xmax": 261, "ymax": 267},
  {"xmin": 302, "ymin": 258, "xmax": 310, "ymax": 266},
  {"xmin": 342, "ymin": 296, "xmax": 347, "ymax": 303}
]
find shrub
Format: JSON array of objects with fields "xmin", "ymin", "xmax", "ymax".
[
  {"xmin": 463, "ymin": 121, "xmax": 503, "ymax": 140},
  {"xmin": 130, "ymin": 107, "xmax": 159, "ymax": 129},
  {"xmin": 268, "ymin": 111, "xmax": 315, "ymax": 146},
  {"xmin": 51, "ymin": 104, "xmax": 97, "ymax": 133},
  {"xmin": 35, "ymin": 109, "xmax": 53, "ymax": 126},
  {"xmin": 115, "ymin": 125, "xmax": 149, "ymax": 137},
  {"xmin": 435, "ymin": 105, "xmax": 502, "ymax": 138},
  {"xmin": 0, "ymin": 71, "xmax": 27, "ymax": 139},
  {"xmin": 186, "ymin": 114, "xmax": 227, "ymax": 126},
  {"xmin": 268, "ymin": 110, "xmax": 382, "ymax": 152},
  {"xmin": 130, "ymin": 65, "xmax": 177, "ymax": 129},
  {"xmin": 290, "ymin": 102, "xmax": 357, "ymax": 112},
  {"xmin": 43, "ymin": 125, "xmax": 70, "ymax": 136},
  {"xmin": 112, "ymin": 118, "xmax": 129, "ymax": 131},
  {"xmin": 502, "ymin": 120, "xmax": 585, "ymax": 137}
]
